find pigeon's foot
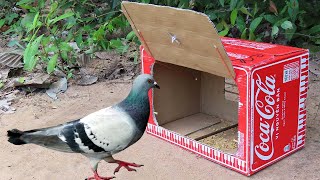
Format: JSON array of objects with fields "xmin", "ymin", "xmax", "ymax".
[
  {"xmin": 86, "ymin": 171, "xmax": 115, "ymax": 180},
  {"xmin": 111, "ymin": 160, "xmax": 144, "ymax": 174}
]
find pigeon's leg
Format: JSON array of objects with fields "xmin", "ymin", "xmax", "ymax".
[
  {"xmin": 86, "ymin": 157, "xmax": 115, "ymax": 180},
  {"xmin": 105, "ymin": 156, "xmax": 143, "ymax": 174}
]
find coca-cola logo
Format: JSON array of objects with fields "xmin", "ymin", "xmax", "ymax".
[{"xmin": 254, "ymin": 74, "xmax": 276, "ymax": 161}]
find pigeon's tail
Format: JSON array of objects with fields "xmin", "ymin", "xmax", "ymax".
[{"xmin": 7, "ymin": 129, "xmax": 27, "ymax": 145}]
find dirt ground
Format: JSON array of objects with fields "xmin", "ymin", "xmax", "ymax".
[{"xmin": 0, "ymin": 59, "xmax": 320, "ymax": 180}]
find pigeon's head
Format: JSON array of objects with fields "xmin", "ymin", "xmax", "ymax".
[{"xmin": 132, "ymin": 74, "xmax": 160, "ymax": 92}]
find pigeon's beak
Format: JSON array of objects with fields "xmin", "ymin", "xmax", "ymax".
[{"xmin": 154, "ymin": 81, "xmax": 160, "ymax": 89}]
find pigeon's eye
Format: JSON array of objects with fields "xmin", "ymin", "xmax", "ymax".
[{"xmin": 147, "ymin": 79, "xmax": 153, "ymax": 84}]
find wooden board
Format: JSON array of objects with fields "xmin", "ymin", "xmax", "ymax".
[
  {"xmin": 121, "ymin": 2, "xmax": 235, "ymax": 79},
  {"xmin": 161, "ymin": 113, "xmax": 221, "ymax": 136}
]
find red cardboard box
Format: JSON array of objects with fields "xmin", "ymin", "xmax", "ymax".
[{"xmin": 122, "ymin": 2, "xmax": 309, "ymax": 176}]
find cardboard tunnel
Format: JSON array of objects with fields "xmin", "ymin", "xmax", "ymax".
[{"xmin": 122, "ymin": 2, "xmax": 309, "ymax": 176}]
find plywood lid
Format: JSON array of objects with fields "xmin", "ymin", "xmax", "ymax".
[{"xmin": 121, "ymin": 2, "xmax": 235, "ymax": 79}]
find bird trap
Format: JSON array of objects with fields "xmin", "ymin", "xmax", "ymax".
[{"xmin": 122, "ymin": 2, "xmax": 309, "ymax": 176}]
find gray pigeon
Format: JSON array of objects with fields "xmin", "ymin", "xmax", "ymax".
[{"xmin": 7, "ymin": 74, "xmax": 160, "ymax": 180}]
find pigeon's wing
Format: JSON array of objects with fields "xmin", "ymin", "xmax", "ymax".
[
  {"xmin": 20, "ymin": 120, "xmax": 83, "ymax": 153},
  {"xmin": 79, "ymin": 106, "xmax": 137, "ymax": 154},
  {"xmin": 18, "ymin": 106, "xmax": 136, "ymax": 154}
]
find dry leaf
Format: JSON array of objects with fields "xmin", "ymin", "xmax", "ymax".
[
  {"xmin": 77, "ymin": 68, "xmax": 98, "ymax": 86},
  {"xmin": 46, "ymin": 77, "xmax": 68, "ymax": 100},
  {"xmin": 0, "ymin": 90, "xmax": 18, "ymax": 114},
  {"xmin": 0, "ymin": 25, "xmax": 10, "ymax": 32},
  {"xmin": 0, "ymin": 49, "xmax": 23, "ymax": 68},
  {"xmin": 77, "ymin": 75, "xmax": 98, "ymax": 86},
  {"xmin": 0, "ymin": 68, "xmax": 10, "ymax": 80},
  {"xmin": 269, "ymin": 0, "xmax": 278, "ymax": 15},
  {"xmin": 13, "ymin": 73, "xmax": 51, "ymax": 88}
]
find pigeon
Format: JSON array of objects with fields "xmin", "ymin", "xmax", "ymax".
[{"xmin": 7, "ymin": 74, "xmax": 160, "ymax": 180}]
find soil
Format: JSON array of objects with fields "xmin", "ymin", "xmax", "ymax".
[{"xmin": 0, "ymin": 38, "xmax": 320, "ymax": 179}]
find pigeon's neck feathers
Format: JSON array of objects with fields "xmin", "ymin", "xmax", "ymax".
[
  {"xmin": 121, "ymin": 78, "xmax": 150, "ymax": 104},
  {"xmin": 120, "ymin": 82, "xmax": 150, "ymax": 107},
  {"xmin": 117, "ymin": 82, "xmax": 150, "ymax": 133}
]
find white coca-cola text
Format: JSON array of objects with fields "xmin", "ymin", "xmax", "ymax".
[{"xmin": 254, "ymin": 74, "xmax": 276, "ymax": 161}]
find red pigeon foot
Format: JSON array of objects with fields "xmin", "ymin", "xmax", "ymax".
[
  {"xmin": 111, "ymin": 160, "xmax": 144, "ymax": 174},
  {"xmin": 86, "ymin": 171, "xmax": 115, "ymax": 180}
]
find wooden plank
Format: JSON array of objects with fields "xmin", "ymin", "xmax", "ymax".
[{"xmin": 121, "ymin": 2, "xmax": 235, "ymax": 79}]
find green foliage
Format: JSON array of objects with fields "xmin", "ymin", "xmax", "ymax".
[
  {"xmin": 47, "ymin": 54, "xmax": 58, "ymax": 74},
  {"xmin": 18, "ymin": 77, "xmax": 25, "ymax": 84},
  {"xmin": 23, "ymin": 35, "xmax": 44, "ymax": 71},
  {"xmin": 0, "ymin": 80, "xmax": 4, "ymax": 89},
  {"xmin": 164, "ymin": 0, "xmax": 319, "ymax": 52},
  {"xmin": 0, "ymin": 0, "xmax": 136, "ymax": 75},
  {"xmin": 0, "ymin": 0, "xmax": 319, "ymax": 78}
]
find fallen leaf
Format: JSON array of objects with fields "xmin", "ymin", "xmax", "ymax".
[
  {"xmin": 0, "ymin": 49, "xmax": 24, "ymax": 68},
  {"xmin": 77, "ymin": 68, "xmax": 98, "ymax": 86},
  {"xmin": 13, "ymin": 73, "xmax": 50, "ymax": 88},
  {"xmin": 95, "ymin": 52, "xmax": 111, "ymax": 59},
  {"xmin": 46, "ymin": 77, "xmax": 68, "ymax": 100},
  {"xmin": 0, "ymin": 91, "xmax": 18, "ymax": 114},
  {"xmin": 77, "ymin": 75, "xmax": 98, "ymax": 86},
  {"xmin": 0, "ymin": 68, "xmax": 10, "ymax": 80},
  {"xmin": 53, "ymin": 68, "xmax": 67, "ymax": 78}
]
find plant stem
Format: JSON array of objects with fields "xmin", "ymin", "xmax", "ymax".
[{"xmin": 53, "ymin": 36, "xmax": 64, "ymax": 63}]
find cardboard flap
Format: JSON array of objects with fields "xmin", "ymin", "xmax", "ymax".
[{"xmin": 121, "ymin": 2, "xmax": 235, "ymax": 79}]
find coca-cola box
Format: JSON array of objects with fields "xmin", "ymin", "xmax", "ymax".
[{"xmin": 122, "ymin": 2, "xmax": 309, "ymax": 176}]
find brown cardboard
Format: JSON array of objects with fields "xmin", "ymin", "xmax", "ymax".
[
  {"xmin": 121, "ymin": 1, "xmax": 235, "ymax": 79},
  {"xmin": 188, "ymin": 121, "xmax": 238, "ymax": 140},
  {"xmin": 162, "ymin": 113, "xmax": 221, "ymax": 136},
  {"xmin": 224, "ymin": 78, "xmax": 239, "ymax": 102},
  {"xmin": 153, "ymin": 62, "xmax": 201, "ymax": 125},
  {"xmin": 135, "ymin": 2, "xmax": 310, "ymax": 174},
  {"xmin": 200, "ymin": 73, "xmax": 238, "ymax": 122},
  {"xmin": 153, "ymin": 61, "xmax": 238, "ymax": 148}
]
